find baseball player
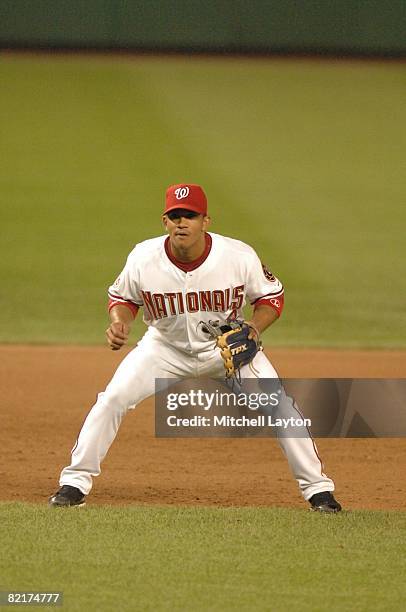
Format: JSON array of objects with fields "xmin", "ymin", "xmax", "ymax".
[{"xmin": 49, "ymin": 184, "xmax": 341, "ymax": 513}]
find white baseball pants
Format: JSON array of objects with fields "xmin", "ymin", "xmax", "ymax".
[{"xmin": 60, "ymin": 333, "xmax": 334, "ymax": 500}]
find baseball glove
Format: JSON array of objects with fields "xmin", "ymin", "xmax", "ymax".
[{"xmin": 201, "ymin": 319, "xmax": 262, "ymax": 378}]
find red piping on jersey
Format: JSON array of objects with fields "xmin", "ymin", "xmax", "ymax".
[
  {"xmin": 251, "ymin": 288, "xmax": 284, "ymax": 304},
  {"xmin": 164, "ymin": 233, "xmax": 212, "ymax": 272}
]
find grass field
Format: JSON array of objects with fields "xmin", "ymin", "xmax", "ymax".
[
  {"xmin": 1, "ymin": 54, "xmax": 405, "ymax": 347},
  {"xmin": 1, "ymin": 503, "xmax": 405, "ymax": 611},
  {"xmin": 1, "ymin": 53, "xmax": 405, "ymax": 611}
]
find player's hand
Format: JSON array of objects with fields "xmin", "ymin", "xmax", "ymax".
[
  {"xmin": 106, "ymin": 322, "xmax": 130, "ymax": 350},
  {"xmin": 244, "ymin": 320, "xmax": 260, "ymax": 341}
]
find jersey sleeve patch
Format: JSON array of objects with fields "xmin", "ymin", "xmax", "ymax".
[{"xmin": 262, "ymin": 263, "xmax": 276, "ymax": 282}]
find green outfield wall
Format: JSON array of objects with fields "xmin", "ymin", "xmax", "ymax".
[{"xmin": 1, "ymin": 0, "xmax": 405, "ymax": 55}]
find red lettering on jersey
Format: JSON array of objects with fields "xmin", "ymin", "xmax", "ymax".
[
  {"xmin": 143, "ymin": 286, "xmax": 246, "ymax": 318},
  {"xmin": 186, "ymin": 292, "xmax": 199, "ymax": 313},
  {"xmin": 165, "ymin": 292, "xmax": 177, "ymax": 316},
  {"xmin": 142, "ymin": 291, "xmax": 158, "ymax": 319},
  {"xmin": 230, "ymin": 285, "xmax": 244, "ymax": 311},
  {"xmin": 176, "ymin": 292, "xmax": 185, "ymax": 314},
  {"xmin": 199, "ymin": 290, "xmax": 212, "ymax": 311},
  {"xmin": 153, "ymin": 293, "xmax": 167, "ymax": 318},
  {"xmin": 212, "ymin": 290, "xmax": 225, "ymax": 312}
]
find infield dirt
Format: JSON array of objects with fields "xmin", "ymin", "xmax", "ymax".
[{"xmin": 2, "ymin": 345, "xmax": 406, "ymax": 511}]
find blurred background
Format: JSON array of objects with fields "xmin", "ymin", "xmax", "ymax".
[{"xmin": 1, "ymin": 1, "xmax": 405, "ymax": 347}]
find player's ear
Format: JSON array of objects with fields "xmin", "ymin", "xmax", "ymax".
[
  {"xmin": 162, "ymin": 214, "xmax": 168, "ymax": 231},
  {"xmin": 202, "ymin": 215, "xmax": 211, "ymax": 231}
]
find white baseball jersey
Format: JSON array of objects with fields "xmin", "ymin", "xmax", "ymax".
[{"xmin": 108, "ymin": 232, "xmax": 284, "ymax": 353}]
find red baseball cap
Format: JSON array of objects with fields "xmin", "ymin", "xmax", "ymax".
[{"xmin": 164, "ymin": 184, "xmax": 207, "ymax": 215}]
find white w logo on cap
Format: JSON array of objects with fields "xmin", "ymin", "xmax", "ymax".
[{"xmin": 174, "ymin": 186, "xmax": 190, "ymax": 199}]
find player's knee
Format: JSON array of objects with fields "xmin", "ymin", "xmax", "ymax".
[{"xmin": 97, "ymin": 390, "xmax": 134, "ymax": 413}]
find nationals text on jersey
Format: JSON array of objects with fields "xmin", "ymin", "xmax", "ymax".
[{"xmin": 140, "ymin": 286, "xmax": 245, "ymax": 319}]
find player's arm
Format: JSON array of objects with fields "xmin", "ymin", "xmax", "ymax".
[
  {"xmin": 106, "ymin": 304, "xmax": 138, "ymax": 351},
  {"xmin": 246, "ymin": 303, "xmax": 279, "ymax": 339},
  {"xmin": 107, "ymin": 251, "xmax": 141, "ymax": 350},
  {"xmin": 245, "ymin": 254, "xmax": 285, "ymax": 340}
]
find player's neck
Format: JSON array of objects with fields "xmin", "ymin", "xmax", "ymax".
[{"xmin": 169, "ymin": 233, "xmax": 207, "ymax": 262}]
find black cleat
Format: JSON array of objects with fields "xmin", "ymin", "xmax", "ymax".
[
  {"xmin": 309, "ymin": 491, "xmax": 342, "ymax": 513},
  {"xmin": 49, "ymin": 485, "xmax": 86, "ymax": 508}
]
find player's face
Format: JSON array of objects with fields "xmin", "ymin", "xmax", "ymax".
[{"xmin": 163, "ymin": 209, "xmax": 210, "ymax": 257}]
